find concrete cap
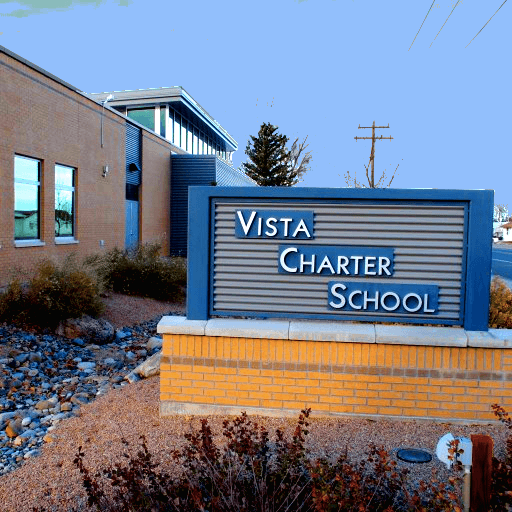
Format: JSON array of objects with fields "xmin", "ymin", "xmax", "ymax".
[
  {"xmin": 205, "ymin": 318, "xmax": 289, "ymax": 339},
  {"xmin": 375, "ymin": 325, "xmax": 468, "ymax": 346},
  {"xmin": 467, "ymin": 329, "xmax": 512, "ymax": 348},
  {"xmin": 289, "ymin": 321, "xmax": 375, "ymax": 343},
  {"xmin": 157, "ymin": 316, "xmax": 207, "ymax": 335}
]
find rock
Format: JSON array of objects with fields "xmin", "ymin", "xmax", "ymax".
[
  {"xmin": 5, "ymin": 420, "xmax": 22, "ymax": 438},
  {"xmin": 132, "ymin": 351, "xmax": 161, "ymax": 379},
  {"xmin": 60, "ymin": 402, "xmax": 73, "ymax": 412},
  {"xmin": 55, "ymin": 316, "xmax": 114, "ymax": 344},
  {"xmin": 124, "ymin": 372, "xmax": 140, "ymax": 384},
  {"xmin": 34, "ymin": 400, "xmax": 52, "ymax": 410},
  {"xmin": 146, "ymin": 337, "xmax": 163, "ymax": 352},
  {"xmin": 77, "ymin": 362, "xmax": 96, "ymax": 370}
]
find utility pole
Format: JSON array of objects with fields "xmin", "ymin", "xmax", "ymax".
[{"xmin": 354, "ymin": 121, "xmax": 393, "ymax": 187}]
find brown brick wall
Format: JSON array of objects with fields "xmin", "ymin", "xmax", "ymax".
[
  {"xmin": 160, "ymin": 335, "xmax": 512, "ymax": 423},
  {"xmin": 0, "ymin": 51, "xmax": 174, "ymax": 285}
]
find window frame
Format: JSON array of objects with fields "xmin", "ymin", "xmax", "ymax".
[
  {"xmin": 54, "ymin": 163, "xmax": 76, "ymax": 240},
  {"xmin": 14, "ymin": 154, "xmax": 42, "ymax": 242}
]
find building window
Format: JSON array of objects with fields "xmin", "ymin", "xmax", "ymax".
[
  {"xmin": 193, "ymin": 129, "xmax": 198, "ymax": 155},
  {"xmin": 14, "ymin": 155, "xmax": 41, "ymax": 240},
  {"xmin": 55, "ymin": 164, "xmax": 75, "ymax": 238},
  {"xmin": 188, "ymin": 126, "xmax": 193, "ymax": 154},
  {"xmin": 174, "ymin": 113, "xmax": 181, "ymax": 147},
  {"xmin": 127, "ymin": 108, "xmax": 155, "ymax": 131},
  {"xmin": 167, "ymin": 109, "xmax": 173, "ymax": 142},
  {"xmin": 160, "ymin": 108, "xmax": 166, "ymax": 138},
  {"xmin": 181, "ymin": 120, "xmax": 187, "ymax": 151}
]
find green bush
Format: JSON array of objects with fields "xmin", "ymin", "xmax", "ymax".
[
  {"xmin": 489, "ymin": 277, "xmax": 512, "ymax": 328},
  {"xmin": 33, "ymin": 409, "xmax": 465, "ymax": 512},
  {"xmin": 87, "ymin": 242, "xmax": 186, "ymax": 301},
  {"xmin": 0, "ymin": 255, "xmax": 103, "ymax": 329}
]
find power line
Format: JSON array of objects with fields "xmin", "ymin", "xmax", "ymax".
[
  {"xmin": 409, "ymin": 1, "xmax": 436, "ymax": 51},
  {"xmin": 466, "ymin": 0, "xmax": 508, "ymax": 48},
  {"xmin": 430, "ymin": 0, "xmax": 461, "ymax": 48}
]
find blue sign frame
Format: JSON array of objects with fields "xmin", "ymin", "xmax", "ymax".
[{"xmin": 187, "ymin": 187, "xmax": 493, "ymax": 331}]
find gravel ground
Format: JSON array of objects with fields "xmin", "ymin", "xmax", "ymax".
[{"xmin": 0, "ymin": 295, "xmax": 510, "ymax": 511}]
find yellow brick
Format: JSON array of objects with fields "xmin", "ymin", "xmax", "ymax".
[
  {"xmin": 464, "ymin": 403, "xmax": 490, "ymax": 412},
  {"xmin": 331, "ymin": 373, "xmax": 360, "ymax": 381},
  {"xmin": 408, "ymin": 347, "xmax": 418, "ymax": 368},
  {"xmin": 198, "ymin": 380, "xmax": 215, "ymax": 389},
  {"xmin": 406, "ymin": 377, "xmax": 429, "ymax": 385},
  {"xmin": 429, "ymin": 378, "xmax": 453, "ymax": 387},
  {"xmin": 376, "ymin": 346, "xmax": 385, "ymax": 367},
  {"xmin": 467, "ymin": 349, "xmax": 476, "ymax": 371},
  {"xmin": 368, "ymin": 398, "xmax": 391, "ymax": 407},
  {"xmin": 308, "ymin": 371, "xmax": 329, "ymax": 380},
  {"xmin": 194, "ymin": 365, "xmax": 215, "ymax": 374},
  {"xmin": 274, "ymin": 377, "xmax": 296, "ymax": 386},
  {"xmin": 379, "ymin": 376, "xmax": 405, "ymax": 384},
  {"xmin": 204, "ymin": 388, "xmax": 226, "ymax": 397},
  {"xmin": 353, "ymin": 343, "xmax": 362, "ymax": 366},
  {"xmin": 392, "ymin": 345, "xmax": 402, "ymax": 368},
  {"xmin": 179, "ymin": 336, "xmax": 187, "ymax": 356},
  {"xmin": 321, "ymin": 343, "xmax": 330, "ymax": 366},
  {"xmin": 465, "ymin": 388, "xmax": 491, "ymax": 396},
  {"xmin": 164, "ymin": 370, "xmax": 182, "ymax": 380},
  {"xmin": 384, "ymin": 346, "xmax": 393, "ymax": 367},
  {"xmin": 417, "ymin": 385, "xmax": 440, "ymax": 393},
  {"xmin": 344, "ymin": 343, "xmax": 354, "ymax": 366},
  {"xmin": 361, "ymin": 344, "xmax": 370, "ymax": 366},
  {"xmin": 313, "ymin": 403, "xmax": 331, "ymax": 412},
  {"xmin": 429, "ymin": 393, "xmax": 455, "ymax": 402},
  {"xmin": 417, "ymin": 348, "xmax": 425, "ymax": 369},
  {"xmin": 378, "ymin": 406, "xmax": 402, "ymax": 416},
  {"xmin": 182, "ymin": 372, "xmax": 203, "ymax": 381},
  {"xmin": 239, "ymin": 368, "xmax": 261, "ymax": 376},
  {"xmin": 160, "ymin": 385, "xmax": 182, "ymax": 394},
  {"xmin": 223, "ymin": 337, "xmax": 232, "ymax": 359},
  {"xmin": 281, "ymin": 400, "xmax": 311, "ymax": 409},
  {"xmin": 286, "ymin": 370, "xmax": 307, "ymax": 379},
  {"xmin": 237, "ymin": 398, "xmax": 260, "ymax": 407},
  {"xmin": 441, "ymin": 386, "xmax": 466, "ymax": 395},
  {"xmin": 296, "ymin": 378, "xmax": 320, "ymax": 387},
  {"xmin": 189, "ymin": 395, "xmax": 215, "ymax": 404},
  {"xmin": 369, "ymin": 345, "xmax": 378, "ymax": 367},
  {"xmin": 251, "ymin": 376, "xmax": 273, "ymax": 385},
  {"xmin": 368, "ymin": 383, "xmax": 390, "ymax": 391},
  {"xmin": 393, "ymin": 384, "xmax": 416, "ymax": 392},
  {"xmin": 260, "ymin": 338, "xmax": 270, "ymax": 362},
  {"xmin": 294, "ymin": 393, "xmax": 319, "ymax": 403},
  {"xmin": 188, "ymin": 335, "xmax": 196, "ymax": 357},
  {"xmin": 343, "ymin": 381, "xmax": 368, "ymax": 390},
  {"xmin": 306, "ymin": 387, "xmax": 331, "ymax": 396},
  {"xmin": 160, "ymin": 363, "xmax": 172, "ymax": 372},
  {"xmin": 215, "ymin": 382, "xmax": 238, "ymax": 390},
  {"xmin": 416, "ymin": 400, "xmax": 436, "ymax": 409},
  {"xmin": 330, "ymin": 405, "xmax": 355, "ymax": 413},
  {"xmin": 238, "ymin": 383, "xmax": 258, "ymax": 391},
  {"xmin": 320, "ymin": 379, "xmax": 344, "ymax": 389},
  {"xmin": 209, "ymin": 374, "xmax": 229, "ymax": 382},
  {"xmin": 379, "ymin": 391, "xmax": 402, "ymax": 399},
  {"xmin": 442, "ymin": 347, "xmax": 451, "ymax": 369},
  {"xmin": 230, "ymin": 375, "xmax": 250, "ymax": 383},
  {"xmin": 354, "ymin": 405, "xmax": 378, "ymax": 414},
  {"xmin": 424, "ymin": 347, "xmax": 434, "ymax": 368},
  {"xmin": 181, "ymin": 386, "xmax": 203, "ymax": 396},
  {"xmin": 260, "ymin": 384, "xmax": 283, "ymax": 393},
  {"xmin": 478, "ymin": 381, "xmax": 502, "ymax": 388},
  {"xmin": 261, "ymin": 399, "xmax": 284, "ymax": 409},
  {"xmin": 173, "ymin": 379, "xmax": 193, "ymax": 387},
  {"xmin": 275, "ymin": 340, "xmax": 284, "ymax": 363},
  {"xmin": 232, "ymin": 390, "xmax": 249, "ymax": 398},
  {"xmin": 220, "ymin": 367, "xmax": 237, "ymax": 375},
  {"xmin": 250, "ymin": 391, "xmax": 272, "ymax": 400},
  {"xmin": 357, "ymin": 390, "xmax": 380, "ymax": 398},
  {"xmin": 342, "ymin": 397, "xmax": 367, "ymax": 405},
  {"xmin": 173, "ymin": 364, "xmax": 192, "ymax": 373},
  {"xmin": 433, "ymin": 347, "xmax": 442, "ymax": 368},
  {"xmin": 406, "ymin": 408, "xmax": 428, "ymax": 417}
]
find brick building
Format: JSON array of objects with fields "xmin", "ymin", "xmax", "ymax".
[{"xmin": 0, "ymin": 45, "xmax": 254, "ymax": 285}]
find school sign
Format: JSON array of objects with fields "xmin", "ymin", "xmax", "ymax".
[{"xmin": 187, "ymin": 187, "xmax": 493, "ymax": 331}]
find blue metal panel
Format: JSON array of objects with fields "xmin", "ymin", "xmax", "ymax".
[
  {"xmin": 187, "ymin": 187, "xmax": 494, "ymax": 331},
  {"xmin": 126, "ymin": 123, "xmax": 141, "ymax": 186},
  {"xmin": 215, "ymin": 158, "xmax": 256, "ymax": 186},
  {"xmin": 170, "ymin": 155, "xmax": 255, "ymax": 256}
]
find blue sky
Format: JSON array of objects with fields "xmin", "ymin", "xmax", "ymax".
[{"xmin": 1, "ymin": 0, "xmax": 510, "ymax": 207}]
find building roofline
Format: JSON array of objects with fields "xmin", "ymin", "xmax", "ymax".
[
  {"xmin": 0, "ymin": 45, "xmax": 182, "ymax": 153},
  {"xmin": 88, "ymin": 87, "xmax": 238, "ymax": 151}
]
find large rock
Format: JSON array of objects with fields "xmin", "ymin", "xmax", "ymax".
[
  {"xmin": 56, "ymin": 316, "xmax": 115, "ymax": 344},
  {"xmin": 125, "ymin": 350, "xmax": 162, "ymax": 382}
]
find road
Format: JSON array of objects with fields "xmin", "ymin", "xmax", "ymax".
[{"xmin": 492, "ymin": 245, "xmax": 512, "ymax": 288}]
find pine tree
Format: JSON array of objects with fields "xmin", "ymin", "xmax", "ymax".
[{"xmin": 241, "ymin": 123, "xmax": 298, "ymax": 186}]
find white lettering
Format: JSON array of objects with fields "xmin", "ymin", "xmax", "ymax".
[
  {"xmin": 293, "ymin": 219, "xmax": 312, "ymax": 238},
  {"xmin": 380, "ymin": 292, "xmax": 400, "ymax": 311},
  {"xmin": 337, "ymin": 256, "xmax": 350, "ymax": 275},
  {"xmin": 351, "ymin": 256, "xmax": 363, "ymax": 274},
  {"xmin": 317, "ymin": 255, "xmax": 335, "ymax": 274},
  {"xmin": 237, "ymin": 210, "xmax": 257, "ymax": 236},
  {"xmin": 265, "ymin": 217, "xmax": 278, "ymax": 237},
  {"xmin": 348, "ymin": 290, "xmax": 362, "ymax": 309},
  {"xmin": 365, "ymin": 256, "xmax": 377, "ymax": 276},
  {"xmin": 403, "ymin": 293, "xmax": 422, "ymax": 313},
  {"xmin": 257, "ymin": 217, "xmax": 263, "ymax": 236},
  {"xmin": 378, "ymin": 257, "xmax": 392, "ymax": 276},
  {"xmin": 281, "ymin": 218, "xmax": 292, "ymax": 237},
  {"xmin": 300, "ymin": 253, "xmax": 316, "ymax": 273},
  {"xmin": 363, "ymin": 291, "xmax": 379, "ymax": 310},
  {"xmin": 423, "ymin": 294, "xmax": 435, "ymax": 313},
  {"xmin": 329, "ymin": 283, "xmax": 346, "ymax": 308},
  {"xmin": 279, "ymin": 247, "xmax": 298, "ymax": 273}
]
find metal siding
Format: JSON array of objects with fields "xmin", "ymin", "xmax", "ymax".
[
  {"xmin": 125, "ymin": 123, "xmax": 142, "ymax": 185},
  {"xmin": 170, "ymin": 155, "xmax": 216, "ymax": 256},
  {"xmin": 212, "ymin": 201, "xmax": 466, "ymax": 324},
  {"xmin": 215, "ymin": 159, "xmax": 257, "ymax": 186}
]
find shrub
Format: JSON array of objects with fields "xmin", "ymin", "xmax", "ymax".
[
  {"xmin": 87, "ymin": 242, "xmax": 186, "ymax": 301},
  {"xmin": 0, "ymin": 255, "xmax": 103, "ymax": 329},
  {"xmin": 33, "ymin": 409, "xmax": 464, "ymax": 512},
  {"xmin": 489, "ymin": 277, "xmax": 512, "ymax": 328},
  {"xmin": 490, "ymin": 404, "xmax": 512, "ymax": 510}
]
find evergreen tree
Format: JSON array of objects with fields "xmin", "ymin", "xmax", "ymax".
[{"xmin": 242, "ymin": 123, "xmax": 299, "ymax": 186}]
